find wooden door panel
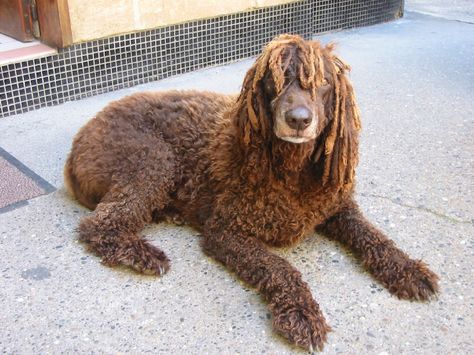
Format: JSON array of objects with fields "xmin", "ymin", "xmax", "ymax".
[{"xmin": 0, "ymin": 0, "xmax": 34, "ymax": 42}]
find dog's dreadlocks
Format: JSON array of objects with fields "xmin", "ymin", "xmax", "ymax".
[{"xmin": 233, "ymin": 34, "xmax": 361, "ymax": 191}]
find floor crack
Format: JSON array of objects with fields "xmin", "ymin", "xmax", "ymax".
[{"xmin": 359, "ymin": 192, "xmax": 473, "ymax": 225}]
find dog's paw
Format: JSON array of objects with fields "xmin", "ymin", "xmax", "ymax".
[
  {"xmin": 386, "ymin": 259, "xmax": 439, "ymax": 301},
  {"xmin": 103, "ymin": 237, "xmax": 170, "ymax": 276},
  {"xmin": 272, "ymin": 301, "xmax": 331, "ymax": 352}
]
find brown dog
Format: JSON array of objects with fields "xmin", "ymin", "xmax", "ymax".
[{"xmin": 65, "ymin": 34, "xmax": 439, "ymax": 351}]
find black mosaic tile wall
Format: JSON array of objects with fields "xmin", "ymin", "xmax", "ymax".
[{"xmin": 0, "ymin": 0, "xmax": 403, "ymax": 118}]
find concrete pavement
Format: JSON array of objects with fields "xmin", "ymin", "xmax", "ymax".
[{"xmin": 0, "ymin": 7, "xmax": 473, "ymax": 355}]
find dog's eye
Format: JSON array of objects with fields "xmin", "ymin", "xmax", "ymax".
[{"xmin": 264, "ymin": 81, "xmax": 276, "ymax": 96}]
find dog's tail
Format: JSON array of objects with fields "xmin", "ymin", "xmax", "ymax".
[{"xmin": 64, "ymin": 154, "xmax": 97, "ymax": 210}]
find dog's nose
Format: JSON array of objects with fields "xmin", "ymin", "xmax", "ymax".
[{"xmin": 285, "ymin": 106, "xmax": 312, "ymax": 130}]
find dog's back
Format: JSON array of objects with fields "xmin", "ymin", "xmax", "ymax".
[{"xmin": 64, "ymin": 90, "xmax": 234, "ymax": 210}]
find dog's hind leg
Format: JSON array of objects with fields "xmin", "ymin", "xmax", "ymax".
[
  {"xmin": 77, "ymin": 147, "xmax": 176, "ymax": 276},
  {"xmin": 317, "ymin": 200, "xmax": 439, "ymax": 300}
]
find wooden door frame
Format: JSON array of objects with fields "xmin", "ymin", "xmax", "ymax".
[{"xmin": 36, "ymin": 0, "xmax": 72, "ymax": 48}]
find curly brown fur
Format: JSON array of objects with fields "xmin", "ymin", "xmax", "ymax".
[
  {"xmin": 316, "ymin": 201, "xmax": 440, "ymax": 300},
  {"xmin": 65, "ymin": 34, "xmax": 438, "ymax": 351}
]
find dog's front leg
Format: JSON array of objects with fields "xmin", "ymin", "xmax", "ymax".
[
  {"xmin": 201, "ymin": 225, "xmax": 330, "ymax": 351},
  {"xmin": 317, "ymin": 200, "xmax": 439, "ymax": 300}
]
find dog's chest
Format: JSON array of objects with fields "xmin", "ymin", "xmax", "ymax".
[{"xmin": 231, "ymin": 184, "xmax": 335, "ymax": 246}]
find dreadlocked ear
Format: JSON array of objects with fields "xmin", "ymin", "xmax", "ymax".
[
  {"xmin": 232, "ymin": 62, "xmax": 271, "ymax": 146},
  {"xmin": 232, "ymin": 39, "xmax": 291, "ymax": 147},
  {"xmin": 320, "ymin": 51, "xmax": 362, "ymax": 191}
]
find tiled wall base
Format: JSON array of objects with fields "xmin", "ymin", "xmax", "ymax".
[{"xmin": 0, "ymin": 0, "xmax": 403, "ymax": 118}]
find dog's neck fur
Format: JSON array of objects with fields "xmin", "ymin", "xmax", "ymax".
[
  {"xmin": 269, "ymin": 138, "xmax": 315, "ymax": 175},
  {"xmin": 210, "ymin": 117, "xmax": 320, "ymax": 189}
]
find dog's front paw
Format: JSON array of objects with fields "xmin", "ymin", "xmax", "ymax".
[
  {"xmin": 272, "ymin": 300, "xmax": 331, "ymax": 352},
  {"xmin": 385, "ymin": 259, "xmax": 439, "ymax": 301},
  {"xmin": 102, "ymin": 237, "xmax": 170, "ymax": 276}
]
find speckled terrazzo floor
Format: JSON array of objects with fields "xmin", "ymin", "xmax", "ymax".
[
  {"xmin": 0, "ymin": 7, "xmax": 473, "ymax": 355},
  {"xmin": 0, "ymin": 148, "xmax": 55, "ymax": 212}
]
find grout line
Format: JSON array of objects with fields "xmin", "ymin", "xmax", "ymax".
[{"xmin": 359, "ymin": 192, "xmax": 473, "ymax": 225}]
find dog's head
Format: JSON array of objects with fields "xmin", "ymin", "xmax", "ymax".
[{"xmin": 234, "ymin": 34, "xmax": 361, "ymax": 189}]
